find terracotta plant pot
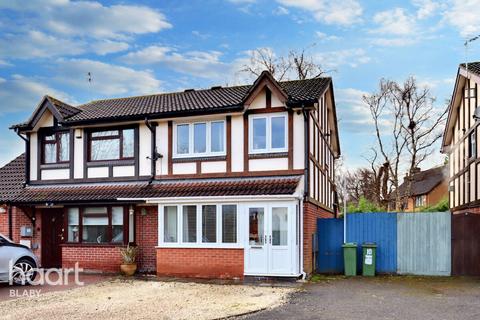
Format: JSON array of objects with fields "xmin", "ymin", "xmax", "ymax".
[{"xmin": 120, "ymin": 263, "xmax": 137, "ymax": 276}]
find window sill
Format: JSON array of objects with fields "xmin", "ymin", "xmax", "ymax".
[
  {"xmin": 40, "ymin": 163, "xmax": 70, "ymax": 169},
  {"xmin": 86, "ymin": 159, "xmax": 135, "ymax": 167},
  {"xmin": 61, "ymin": 243, "xmax": 127, "ymax": 248},
  {"xmin": 172, "ymin": 155, "xmax": 227, "ymax": 163},
  {"xmin": 248, "ymin": 152, "xmax": 288, "ymax": 159},
  {"xmin": 156, "ymin": 243, "xmax": 243, "ymax": 249}
]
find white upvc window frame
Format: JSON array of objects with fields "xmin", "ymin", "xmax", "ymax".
[
  {"xmin": 173, "ymin": 119, "xmax": 226, "ymax": 158},
  {"xmin": 249, "ymin": 112, "xmax": 288, "ymax": 154},
  {"xmin": 158, "ymin": 203, "xmax": 241, "ymax": 249}
]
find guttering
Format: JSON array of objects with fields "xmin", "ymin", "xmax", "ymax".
[
  {"xmin": 302, "ymin": 105, "xmax": 311, "ymax": 199},
  {"xmin": 118, "ymin": 194, "xmax": 303, "ymax": 204},
  {"xmin": 144, "ymin": 118, "xmax": 158, "ymax": 184},
  {"xmin": 8, "ymin": 204, "xmax": 13, "ymax": 240}
]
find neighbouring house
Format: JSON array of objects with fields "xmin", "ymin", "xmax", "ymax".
[
  {"xmin": 442, "ymin": 62, "xmax": 480, "ymax": 214},
  {"xmin": 0, "ymin": 71, "xmax": 340, "ymax": 279},
  {"xmin": 396, "ymin": 166, "xmax": 448, "ymax": 212}
]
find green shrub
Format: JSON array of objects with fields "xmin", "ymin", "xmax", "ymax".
[
  {"xmin": 420, "ymin": 197, "xmax": 449, "ymax": 212},
  {"xmin": 346, "ymin": 196, "xmax": 384, "ymax": 213}
]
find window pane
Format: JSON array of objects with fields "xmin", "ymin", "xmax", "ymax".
[
  {"xmin": 112, "ymin": 207, "xmax": 124, "ymax": 243},
  {"xmin": 44, "ymin": 134, "xmax": 56, "ymax": 141},
  {"xmin": 202, "ymin": 205, "xmax": 216, "ymax": 243},
  {"xmin": 92, "ymin": 130, "xmax": 119, "ymax": 137},
  {"xmin": 91, "ymin": 138, "xmax": 120, "ymax": 160},
  {"xmin": 222, "ymin": 205, "xmax": 237, "ymax": 243},
  {"xmin": 59, "ymin": 133, "xmax": 70, "ymax": 162},
  {"xmin": 67, "ymin": 208, "xmax": 79, "ymax": 243},
  {"xmin": 82, "ymin": 211, "xmax": 108, "ymax": 244},
  {"xmin": 164, "ymin": 206, "xmax": 178, "ymax": 242},
  {"xmin": 249, "ymin": 208, "xmax": 264, "ymax": 245},
  {"xmin": 272, "ymin": 207, "xmax": 288, "ymax": 246},
  {"xmin": 271, "ymin": 116, "xmax": 286, "ymax": 149},
  {"xmin": 211, "ymin": 121, "xmax": 225, "ymax": 153},
  {"xmin": 252, "ymin": 118, "xmax": 266, "ymax": 150},
  {"xmin": 194, "ymin": 123, "xmax": 207, "ymax": 153},
  {"xmin": 177, "ymin": 124, "xmax": 189, "ymax": 154},
  {"xmin": 122, "ymin": 129, "xmax": 134, "ymax": 158},
  {"xmin": 182, "ymin": 205, "xmax": 197, "ymax": 243},
  {"xmin": 44, "ymin": 143, "xmax": 56, "ymax": 164}
]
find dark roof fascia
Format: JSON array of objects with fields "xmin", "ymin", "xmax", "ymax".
[
  {"xmin": 243, "ymin": 71, "xmax": 289, "ymax": 105},
  {"xmin": 441, "ymin": 68, "xmax": 462, "ymax": 152},
  {"xmin": 11, "ymin": 96, "xmax": 65, "ymax": 132},
  {"xmin": 11, "ymin": 199, "xmax": 145, "ymax": 206},
  {"xmin": 327, "ymin": 80, "xmax": 341, "ymax": 157}
]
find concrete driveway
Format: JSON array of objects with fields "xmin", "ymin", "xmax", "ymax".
[
  {"xmin": 241, "ymin": 275, "xmax": 480, "ymax": 320},
  {"xmin": 0, "ymin": 273, "xmax": 110, "ymax": 301}
]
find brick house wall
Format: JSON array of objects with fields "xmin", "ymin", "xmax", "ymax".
[
  {"xmin": 303, "ymin": 201, "xmax": 334, "ymax": 275},
  {"xmin": 427, "ymin": 181, "xmax": 448, "ymax": 206},
  {"xmin": 62, "ymin": 246, "xmax": 122, "ymax": 272},
  {"xmin": 156, "ymin": 248, "xmax": 244, "ymax": 279},
  {"xmin": 0, "ymin": 207, "xmax": 7, "ymax": 235},
  {"xmin": 135, "ymin": 206, "xmax": 158, "ymax": 273}
]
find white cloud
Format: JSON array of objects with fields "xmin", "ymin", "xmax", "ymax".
[
  {"xmin": 315, "ymin": 48, "xmax": 371, "ymax": 69},
  {"xmin": 0, "ymin": 31, "xmax": 86, "ymax": 59},
  {"xmin": 444, "ymin": 0, "xmax": 480, "ymax": 37},
  {"xmin": 370, "ymin": 37, "xmax": 418, "ymax": 47},
  {"xmin": 273, "ymin": 6, "xmax": 289, "ymax": 15},
  {"xmin": 121, "ymin": 46, "xmax": 229, "ymax": 79},
  {"xmin": 1, "ymin": 1, "xmax": 172, "ymax": 39},
  {"xmin": 0, "ymin": 59, "xmax": 12, "ymax": 67},
  {"xmin": 228, "ymin": 0, "xmax": 256, "ymax": 3},
  {"xmin": 0, "ymin": 74, "xmax": 70, "ymax": 113},
  {"xmin": 276, "ymin": 0, "xmax": 363, "ymax": 26},
  {"xmin": 412, "ymin": 0, "xmax": 442, "ymax": 19},
  {"xmin": 54, "ymin": 59, "xmax": 162, "ymax": 96},
  {"xmin": 316, "ymin": 31, "xmax": 340, "ymax": 41},
  {"xmin": 90, "ymin": 40, "xmax": 129, "ymax": 56},
  {"xmin": 372, "ymin": 8, "xmax": 416, "ymax": 36}
]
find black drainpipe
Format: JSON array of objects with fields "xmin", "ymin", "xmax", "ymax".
[
  {"xmin": 15, "ymin": 129, "xmax": 30, "ymax": 185},
  {"xmin": 144, "ymin": 118, "xmax": 159, "ymax": 184},
  {"xmin": 8, "ymin": 203, "xmax": 13, "ymax": 240}
]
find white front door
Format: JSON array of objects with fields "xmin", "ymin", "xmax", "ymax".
[{"xmin": 245, "ymin": 203, "xmax": 296, "ymax": 276}]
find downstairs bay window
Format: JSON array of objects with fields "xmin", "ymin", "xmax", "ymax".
[
  {"xmin": 66, "ymin": 206, "xmax": 133, "ymax": 245},
  {"xmin": 160, "ymin": 204, "xmax": 238, "ymax": 247}
]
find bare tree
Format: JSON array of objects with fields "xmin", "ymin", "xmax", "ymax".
[
  {"xmin": 364, "ymin": 77, "xmax": 448, "ymax": 211},
  {"xmin": 240, "ymin": 48, "xmax": 291, "ymax": 81},
  {"xmin": 240, "ymin": 46, "xmax": 325, "ymax": 81}
]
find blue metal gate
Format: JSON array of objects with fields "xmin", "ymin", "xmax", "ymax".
[{"xmin": 316, "ymin": 218, "xmax": 344, "ymax": 273}]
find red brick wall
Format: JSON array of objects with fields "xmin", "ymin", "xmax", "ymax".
[
  {"xmin": 303, "ymin": 201, "xmax": 334, "ymax": 275},
  {"xmin": 135, "ymin": 206, "xmax": 158, "ymax": 273},
  {"xmin": 0, "ymin": 206, "xmax": 8, "ymax": 235},
  {"xmin": 157, "ymin": 248, "xmax": 244, "ymax": 279},
  {"xmin": 62, "ymin": 246, "xmax": 123, "ymax": 273}
]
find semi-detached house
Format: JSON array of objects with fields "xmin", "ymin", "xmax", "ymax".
[{"xmin": 0, "ymin": 71, "xmax": 340, "ymax": 279}]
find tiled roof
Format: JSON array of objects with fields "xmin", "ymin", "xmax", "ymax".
[
  {"xmin": 397, "ymin": 166, "xmax": 447, "ymax": 197},
  {"xmin": 15, "ymin": 76, "xmax": 331, "ymax": 127},
  {"xmin": 11, "ymin": 176, "xmax": 301, "ymax": 204},
  {"xmin": 0, "ymin": 154, "xmax": 25, "ymax": 203},
  {"xmin": 45, "ymin": 95, "xmax": 81, "ymax": 119},
  {"xmin": 460, "ymin": 62, "xmax": 480, "ymax": 76}
]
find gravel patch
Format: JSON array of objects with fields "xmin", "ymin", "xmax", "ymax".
[{"xmin": 0, "ymin": 279, "xmax": 294, "ymax": 320}]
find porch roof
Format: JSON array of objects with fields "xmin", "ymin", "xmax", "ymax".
[{"xmin": 11, "ymin": 175, "xmax": 302, "ymax": 205}]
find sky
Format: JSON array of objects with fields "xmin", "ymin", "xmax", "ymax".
[{"xmin": 0, "ymin": 0, "xmax": 480, "ymax": 171}]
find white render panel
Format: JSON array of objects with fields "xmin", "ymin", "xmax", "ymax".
[
  {"xmin": 249, "ymin": 158, "xmax": 288, "ymax": 171},
  {"xmin": 293, "ymin": 112, "xmax": 304, "ymax": 170},
  {"xmin": 33, "ymin": 110, "xmax": 54, "ymax": 131},
  {"xmin": 87, "ymin": 167, "xmax": 109, "ymax": 178},
  {"xmin": 41, "ymin": 169, "xmax": 69, "ymax": 180},
  {"xmin": 231, "ymin": 115, "xmax": 244, "ymax": 172},
  {"xmin": 173, "ymin": 162, "xmax": 196, "ymax": 174},
  {"xmin": 157, "ymin": 122, "xmax": 168, "ymax": 176},
  {"xmin": 30, "ymin": 132, "xmax": 38, "ymax": 181},
  {"xmin": 73, "ymin": 129, "xmax": 84, "ymax": 179},
  {"xmin": 271, "ymin": 91, "xmax": 283, "ymax": 107},
  {"xmin": 249, "ymin": 90, "xmax": 266, "ymax": 109},
  {"xmin": 201, "ymin": 161, "xmax": 226, "ymax": 173},
  {"xmin": 113, "ymin": 165, "xmax": 135, "ymax": 177},
  {"xmin": 139, "ymin": 124, "xmax": 151, "ymax": 176}
]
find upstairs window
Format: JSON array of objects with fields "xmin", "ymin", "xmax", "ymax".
[
  {"xmin": 174, "ymin": 120, "xmax": 226, "ymax": 158},
  {"xmin": 415, "ymin": 195, "xmax": 426, "ymax": 208},
  {"xmin": 88, "ymin": 128, "xmax": 134, "ymax": 161},
  {"xmin": 249, "ymin": 113, "xmax": 287, "ymax": 153},
  {"xmin": 42, "ymin": 131, "xmax": 70, "ymax": 164}
]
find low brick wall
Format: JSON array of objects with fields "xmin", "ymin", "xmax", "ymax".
[
  {"xmin": 156, "ymin": 248, "xmax": 244, "ymax": 279},
  {"xmin": 62, "ymin": 246, "xmax": 123, "ymax": 273}
]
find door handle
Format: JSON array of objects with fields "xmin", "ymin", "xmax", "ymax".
[
  {"xmin": 264, "ymin": 235, "xmax": 267, "ymax": 244},
  {"xmin": 269, "ymin": 235, "xmax": 272, "ymax": 244}
]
